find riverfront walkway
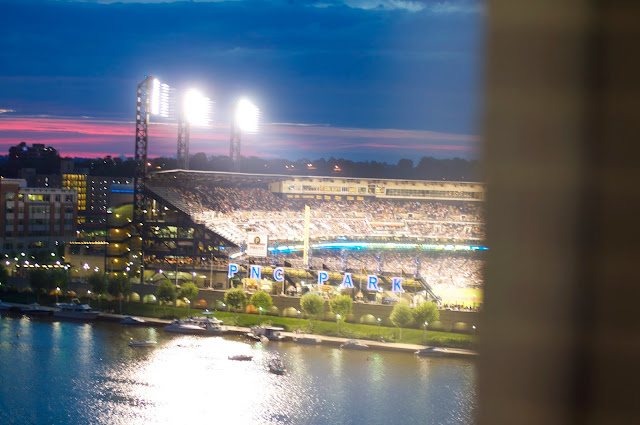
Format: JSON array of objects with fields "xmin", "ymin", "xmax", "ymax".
[{"xmin": 100, "ymin": 312, "xmax": 478, "ymax": 358}]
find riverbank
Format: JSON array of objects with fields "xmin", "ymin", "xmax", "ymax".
[{"xmin": 100, "ymin": 311, "xmax": 477, "ymax": 358}]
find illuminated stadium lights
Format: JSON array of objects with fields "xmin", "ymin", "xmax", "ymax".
[
  {"xmin": 234, "ymin": 98, "xmax": 260, "ymax": 132},
  {"xmin": 150, "ymin": 78, "xmax": 170, "ymax": 117},
  {"xmin": 183, "ymin": 89, "xmax": 213, "ymax": 126},
  {"xmin": 267, "ymin": 242, "xmax": 488, "ymax": 254}
]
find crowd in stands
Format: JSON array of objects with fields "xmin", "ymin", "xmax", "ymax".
[
  {"xmin": 149, "ymin": 185, "xmax": 485, "ymax": 245},
  {"xmin": 270, "ymin": 250, "xmax": 484, "ymax": 289}
]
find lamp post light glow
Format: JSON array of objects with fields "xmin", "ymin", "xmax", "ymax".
[
  {"xmin": 186, "ymin": 299, "xmax": 191, "ymax": 319},
  {"xmin": 297, "ymin": 310, "xmax": 301, "ymax": 330},
  {"xmin": 336, "ymin": 313, "xmax": 341, "ymax": 336},
  {"xmin": 258, "ymin": 306, "xmax": 263, "ymax": 325},
  {"xmin": 55, "ymin": 287, "xmax": 60, "ymax": 304},
  {"xmin": 423, "ymin": 321, "xmax": 428, "ymax": 345},
  {"xmin": 377, "ymin": 317, "xmax": 381, "ymax": 341}
]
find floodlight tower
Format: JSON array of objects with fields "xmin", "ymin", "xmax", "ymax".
[
  {"xmin": 133, "ymin": 76, "xmax": 169, "ymax": 283},
  {"xmin": 177, "ymin": 89, "xmax": 212, "ymax": 170},
  {"xmin": 229, "ymin": 98, "xmax": 259, "ymax": 171}
]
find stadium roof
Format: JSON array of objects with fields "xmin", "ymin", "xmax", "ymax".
[{"xmin": 148, "ymin": 169, "xmax": 484, "ymax": 187}]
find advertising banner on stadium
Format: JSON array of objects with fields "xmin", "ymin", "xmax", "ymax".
[{"xmin": 246, "ymin": 233, "xmax": 268, "ymax": 257}]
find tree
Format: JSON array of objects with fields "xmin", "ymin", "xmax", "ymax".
[
  {"xmin": 49, "ymin": 269, "xmax": 68, "ymax": 292},
  {"xmin": 224, "ymin": 287, "xmax": 247, "ymax": 311},
  {"xmin": 300, "ymin": 293, "xmax": 324, "ymax": 330},
  {"xmin": 178, "ymin": 281, "xmax": 199, "ymax": 303},
  {"xmin": 88, "ymin": 272, "xmax": 108, "ymax": 308},
  {"xmin": 107, "ymin": 274, "xmax": 131, "ymax": 313},
  {"xmin": 178, "ymin": 281, "xmax": 199, "ymax": 316},
  {"xmin": 0, "ymin": 263, "xmax": 9, "ymax": 287},
  {"xmin": 390, "ymin": 301, "xmax": 413, "ymax": 341},
  {"xmin": 29, "ymin": 269, "xmax": 48, "ymax": 302},
  {"xmin": 412, "ymin": 301, "xmax": 440, "ymax": 326},
  {"xmin": 249, "ymin": 291, "xmax": 273, "ymax": 311},
  {"xmin": 329, "ymin": 295, "xmax": 353, "ymax": 320},
  {"xmin": 156, "ymin": 280, "xmax": 176, "ymax": 315}
]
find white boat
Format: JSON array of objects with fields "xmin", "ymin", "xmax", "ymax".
[
  {"xmin": 0, "ymin": 300, "xmax": 12, "ymax": 311},
  {"xmin": 228, "ymin": 354, "xmax": 253, "ymax": 361},
  {"xmin": 21, "ymin": 302, "xmax": 53, "ymax": 317},
  {"xmin": 189, "ymin": 316, "xmax": 225, "ymax": 333},
  {"xmin": 120, "ymin": 316, "xmax": 146, "ymax": 325},
  {"xmin": 128, "ymin": 339, "xmax": 157, "ymax": 347},
  {"xmin": 53, "ymin": 299, "xmax": 100, "ymax": 320},
  {"xmin": 164, "ymin": 320, "xmax": 207, "ymax": 334},
  {"xmin": 247, "ymin": 326, "xmax": 285, "ymax": 341},
  {"xmin": 340, "ymin": 339, "xmax": 370, "ymax": 350},
  {"xmin": 293, "ymin": 336, "xmax": 320, "ymax": 345},
  {"xmin": 415, "ymin": 347, "xmax": 449, "ymax": 357}
]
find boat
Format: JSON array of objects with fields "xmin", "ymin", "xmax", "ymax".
[
  {"xmin": 189, "ymin": 316, "xmax": 225, "ymax": 333},
  {"xmin": 293, "ymin": 336, "xmax": 320, "ymax": 345},
  {"xmin": 53, "ymin": 299, "xmax": 100, "ymax": 320},
  {"xmin": 128, "ymin": 339, "xmax": 157, "ymax": 347},
  {"xmin": 0, "ymin": 300, "xmax": 12, "ymax": 311},
  {"xmin": 120, "ymin": 316, "xmax": 146, "ymax": 325},
  {"xmin": 21, "ymin": 302, "xmax": 53, "ymax": 317},
  {"xmin": 415, "ymin": 347, "xmax": 449, "ymax": 357},
  {"xmin": 228, "ymin": 354, "xmax": 253, "ymax": 361},
  {"xmin": 340, "ymin": 339, "xmax": 370, "ymax": 350},
  {"xmin": 164, "ymin": 320, "xmax": 208, "ymax": 335},
  {"xmin": 247, "ymin": 326, "xmax": 285, "ymax": 341},
  {"xmin": 268, "ymin": 358, "xmax": 286, "ymax": 375}
]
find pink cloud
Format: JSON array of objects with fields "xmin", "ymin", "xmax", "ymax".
[{"xmin": 0, "ymin": 115, "xmax": 480, "ymax": 160}]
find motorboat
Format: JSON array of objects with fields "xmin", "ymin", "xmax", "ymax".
[
  {"xmin": 164, "ymin": 320, "xmax": 207, "ymax": 335},
  {"xmin": 120, "ymin": 316, "xmax": 146, "ymax": 325},
  {"xmin": 340, "ymin": 339, "xmax": 370, "ymax": 350},
  {"xmin": 53, "ymin": 299, "xmax": 100, "ymax": 320},
  {"xmin": 268, "ymin": 358, "xmax": 286, "ymax": 375},
  {"xmin": 247, "ymin": 326, "xmax": 285, "ymax": 341},
  {"xmin": 128, "ymin": 339, "xmax": 157, "ymax": 348},
  {"xmin": 21, "ymin": 302, "xmax": 53, "ymax": 317},
  {"xmin": 293, "ymin": 336, "xmax": 320, "ymax": 345},
  {"xmin": 189, "ymin": 316, "xmax": 225, "ymax": 333},
  {"xmin": 228, "ymin": 354, "xmax": 253, "ymax": 361},
  {"xmin": 415, "ymin": 347, "xmax": 449, "ymax": 357},
  {"xmin": 0, "ymin": 300, "xmax": 12, "ymax": 311}
]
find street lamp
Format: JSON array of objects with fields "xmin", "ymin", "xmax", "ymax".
[
  {"xmin": 55, "ymin": 287, "xmax": 60, "ymax": 304},
  {"xmin": 86, "ymin": 290, "xmax": 91, "ymax": 307},
  {"xmin": 336, "ymin": 313, "xmax": 341, "ymax": 336},
  {"xmin": 297, "ymin": 310, "xmax": 301, "ymax": 330},
  {"xmin": 186, "ymin": 299, "xmax": 191, "ymax": 319},
  {"xmin": 423, "ymin": 321, "xmax": 428, "ymax": 345},
  {"xmin": 377, "ymin": 317, "xmax": 381, "ymax": 341},
  {"xmin": 258, "ymin": 306, "xmax": 263, "ymax": 325},
  {"xmin": 222, "ymin": 302, "xmax": 227, "ymax": 312}
]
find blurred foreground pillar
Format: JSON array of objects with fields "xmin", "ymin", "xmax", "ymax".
[{"xmin": 480, "ymin": 1, "xmax": 640, "ymax": 424}]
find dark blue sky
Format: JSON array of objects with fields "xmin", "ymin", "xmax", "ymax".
[{"xmin": 0, "ymin": 0, "xmax": 484, "ymax": 162}]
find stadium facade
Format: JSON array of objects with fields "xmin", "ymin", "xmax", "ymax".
[{"xmin": 108, "ymin": 171, "xmax": 485, "ymax": 305}]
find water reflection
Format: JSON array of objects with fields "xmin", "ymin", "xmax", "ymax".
[{"xmin": 0, "ymin": 318, "xmax": 476, "ymax": 425}]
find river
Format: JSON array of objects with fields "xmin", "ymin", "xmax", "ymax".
[{"xmin": 0, "ymin": 315, "xmax": 476, "ymax": 425}]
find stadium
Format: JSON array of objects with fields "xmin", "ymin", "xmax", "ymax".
[{"xmin": 106, "ymin": 170, "xmax": 486, "ymax": 309}]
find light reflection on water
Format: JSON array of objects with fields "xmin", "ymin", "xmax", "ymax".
[{"xmin": 0, "ymin": 315, "xmax": 476, "ymax": 425}]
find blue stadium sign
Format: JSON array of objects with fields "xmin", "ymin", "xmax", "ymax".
[
  {"xmin": 228, "ymin": 263, "xmax": 239, "ymax": 278},
  {"xmin": 341, "ymin": 273, "xmax": 354, "ymax": 288},
  {"xmin": 367, "ymin": 275, "xmax": 379, "ymax": 291},
  {"xmin": 318, "ymin": 270, "xmax": 329, "ymax": 285},
  {"xmin": 250, "ymin": 265, "xmax": 262, "ymax": 280},
  {"xmin": 273, "ymin": 267, "xmax": 284, "ymax": 282},
  {"xmin": 392, "ymin": 277, "xmax": 405, "ymax": 293}
]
